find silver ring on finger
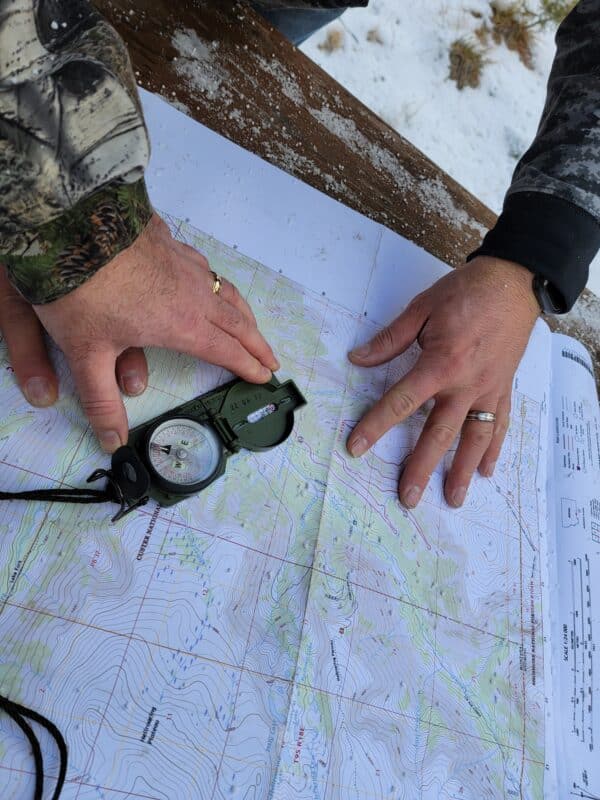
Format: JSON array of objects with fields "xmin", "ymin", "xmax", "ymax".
[{"xmin": 465, "ymin": 410, "xmax": 496, "ymax": 424}]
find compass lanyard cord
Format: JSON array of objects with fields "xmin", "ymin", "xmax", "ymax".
[
  {"xmin": 0, "ymin": 488, "xmax": 112, "ymax": 504},
  {"xmin": 0, "ymin": 693, "xmax": 67, "ymax": 799},
  {"xmin": 1, "ymin": 463, "xmax": 150, "ymax": 523}
]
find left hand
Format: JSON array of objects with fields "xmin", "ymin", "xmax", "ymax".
[{"xmin": 346, "ymin": 255, "xmax": 541, "ymax": 509}]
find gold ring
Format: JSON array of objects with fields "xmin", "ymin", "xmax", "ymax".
[{"xmin": 211, "ymin": 271, "xmax": 223, "ymax": 295}]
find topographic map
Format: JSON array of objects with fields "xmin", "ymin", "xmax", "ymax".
[{"xmin": 0, "ymin": 216, "xmax": 551, "ymax": 799}]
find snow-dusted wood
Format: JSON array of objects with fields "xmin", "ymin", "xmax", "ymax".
[{"xmin": 96, "ymin": 0, "xmax": 600, "ymax": 382}]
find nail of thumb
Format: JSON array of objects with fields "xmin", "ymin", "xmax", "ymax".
[
  {"xmin": 99, "ymin": 431, "xmax": 122, "ymax": 453},
  {"xmin": 350, "ymin": 342, "xmax": 371, "ymax": 359}
]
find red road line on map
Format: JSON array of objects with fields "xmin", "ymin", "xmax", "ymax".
[
  {"xmin": 0, "ymin": 459, "xmax": 72, "ymax": 485},
  {"xmin": 4, "ymin": 599, "xmax": 545, "ymax": 766},
  {"xmin": 0, "ymin": 764, "xmax": 161, "ymax": 799},
  {"xmin": 163, "ymin": 513, "xmax": 521, "ymax": 647}
]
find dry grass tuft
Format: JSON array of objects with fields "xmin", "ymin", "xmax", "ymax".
[
  {"xmin": 446, "ymin": 1, "xmax": 573, "ymax": 90},
  {"xmin": 490, "ymin": 2, "xmax": 535, "ymax": 68},
  {"xmin": 366, "ymin": 27, "xmax": 384, "ymax": 45},
  {"xmin": 448, "ymin": 38, "xmax": 485, "ymax": 90},
  {"xmin": 318, "ymin": 28, "xmax": 345, "ymax": 53},
  {"xmin": 474, "ymin": 23, "xmax": 490, "ymax": 46},
  {"xmin": 539, "ymin": 0, "xmax": 577, "ymax": 24}
]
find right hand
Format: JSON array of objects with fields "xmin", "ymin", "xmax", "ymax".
[
  {"xmin": 2, "ymin": 213, "xmax": 278, "ymax": 452},
  {"xmin": 0, "ymin": 265, "xmax": 151, "ymax": 413}
]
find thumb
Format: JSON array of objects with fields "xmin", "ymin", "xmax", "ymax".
[
  {"xmin": 71, "ymin": 349, "xmax": 128, "ymax": 452},
  {"xmin": 349, "ymin": 294, "xmax": 428, "ymax": 366}
]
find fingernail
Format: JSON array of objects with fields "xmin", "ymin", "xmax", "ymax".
[
  {"xmin": 99, "ymin": 431, "xmax": 122, "ymax": 453},
  {"xmin": 349, "ymin": 435, "xmax": 369, "ymax": 458},
  {"xmin": 451, "ymin": 487, "xmax": 467, "ymax": 507},
  {"xmin": 122, "ymin": 374, "xmax": 145, "ymax": 396},
  {"xmin": 24, "ymin": 377, "xmax": 54, "ymax": 407},
  {"xmin": 271, "ymin": 358, "xmax": 281, "ymax": 372},
  {"xmin": 402, "ymin": 485, "xmax": 422, "ymax": 508},
  {"xmin": 484, "ymin": 461, "xmax": 496, "ymax": 477},
  {"xmin": 350, "ymin": 343, "xmax": 371, "ymax": 359}
]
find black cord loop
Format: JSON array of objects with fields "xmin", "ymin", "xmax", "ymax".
[{"xmin": 0, "ymin": 693, "xmax": 67, "ymax": 800}]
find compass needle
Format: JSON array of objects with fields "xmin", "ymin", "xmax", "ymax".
[{"xmin": 147, "ymin": 419, "xmax": 222, "ymax": 492}]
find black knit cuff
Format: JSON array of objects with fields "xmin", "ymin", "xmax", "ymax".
[{"xmin": 468, "ymin": 191, "xmax": 600, "ymax": 312}]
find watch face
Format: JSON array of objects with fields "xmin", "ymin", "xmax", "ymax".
[{"xmin": 146, "ymin": 418, "xmax": 223, "ymax": 493}]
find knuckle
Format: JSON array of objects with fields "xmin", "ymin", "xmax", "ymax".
[
  {"xmin": 197, "ymin": 326, "xmax": 222, "ymax": 356},
  {"xmin": 430, "ymin": 359, "xmax": 454, "ymax": 386},
  {"xmin": 372, "ymin": 325, "xmax": 395, "ymax": 353},
  {"xmin": 464, "ymin": 425, "xmax": 493, "ymax": 448},
  {"xmin": 247, "ymin": 358, "xmax": 266, "ymax": 381},
  {"xmin": 68, "ymin": 340, "xmax": 98, "ymax": 365},
  {"xmin": 427, "ymin": 422, "xmax": 457, "ymax": 450},
  {"xmin": 448, "ymin": 351, "xmax": 470, "ymax": 377},
  {"xmin": 388, "ymin": 389, "xmax": 416, "ymax": 419},
  {"xmin": 219, "ymin": 304, "xmax": 247, "ymax": 334},
  {"xmin": 80, "ymin": 397, "xmax": 121, "ymax": 419},
  {"xmin": 473, "ymin": 370, "xmax": 494, "ymax": 393},
  {"xmin": 407, "ymin": 292, "xmax": 426, "ymax": 315}
]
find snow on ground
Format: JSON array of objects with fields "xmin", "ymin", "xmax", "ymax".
[{"xmin": 301, "ymin": 0, "xmax": 600, "ymax": 296}]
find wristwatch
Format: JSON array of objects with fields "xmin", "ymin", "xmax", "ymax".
[{"xmin": 532, "ymin": 273, "xmax": 566, "ymax": 315}]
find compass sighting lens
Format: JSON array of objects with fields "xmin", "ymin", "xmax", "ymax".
[
  {"xmin": 146, "ymin": 418, "xmax": 222, "ymax": 492},
  {"xmin": 246, "ymin": 403, "xmax": 277, "ymax": 424}
]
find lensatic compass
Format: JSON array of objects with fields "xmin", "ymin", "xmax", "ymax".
[{"xmin": 1, "ymin": 376, "xmax": 306, "ymax": 521}]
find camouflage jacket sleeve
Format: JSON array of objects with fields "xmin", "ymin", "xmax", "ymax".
[
  {"xmin": 472, "ymin": 0, "xmax": 600, "ymax": 311},
  {"xmin": 0, "ymin": 0, "xmax": 152, "ymax": 305}
]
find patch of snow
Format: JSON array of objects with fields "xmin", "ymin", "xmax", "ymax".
[
  {"xmin": 310, "ymin": 104, "xmax": 485, "ymax": 235},
  {"xmin": 253, "ymin": 55, "xmax": 306, "ymax": 106},
  {"xmin": 301, "ymin": 0, "xmax": 600, "ymax": 295},
  {"xmin": 171, "ymin": 29, "xmax": 231, "ymax": 104}
]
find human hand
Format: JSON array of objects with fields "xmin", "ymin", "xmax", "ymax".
[
  {"xmin": 13, "ymin": 213, "xmax": 277, "ymax": 452},
  {"xmin": 0, "ymin": 265, "xmax": 152, "ymax": 411},
  {"xmin": 346, "ymin": 256, "xmax": 540, "ymax": 508}
]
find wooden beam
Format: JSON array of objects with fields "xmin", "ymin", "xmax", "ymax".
[{"xmin": 94, "ymin": 0, "xmax": 600, "ymax": 377}]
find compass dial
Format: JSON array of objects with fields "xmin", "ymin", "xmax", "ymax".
[{"xmin": 146, "ymin": 418, "xmax": 222, "ymax": 492}]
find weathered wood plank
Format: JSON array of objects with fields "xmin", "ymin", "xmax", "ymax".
[{"xmin": 95, "ymin": 0, "xmax": 600, "ymax": 381}]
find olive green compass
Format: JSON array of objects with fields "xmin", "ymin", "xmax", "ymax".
[
  {"xmin": 92, "ymin": 375, "xmax": 306, "ymax": 516},
  {"xmin": 2, "ymin": 375, "xmax": 306, "ymax": 521}
]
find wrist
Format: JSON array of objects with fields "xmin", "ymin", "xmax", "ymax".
[
  {"xmin": 5, "ymin": 179, "xmax": 152, "ymax": 305},
  {"xmin": 465, "ymin": 255, "xmax": 541, "ymax": 319},
  {"xmin": 467, "ymin": 191, "xmax": 600, "ymax": 312}
]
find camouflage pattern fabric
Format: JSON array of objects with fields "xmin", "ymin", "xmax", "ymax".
[
  {"xmin": 0, "ymin": 0, "xmax": 152, "ymax": 304},
  {"xmin": 507, "ymin": 0, "xmax": 600, "ymax": 217},
  {"xmin": 0, "ymin": 0, "xmax": 598, "ymax": 305}
]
